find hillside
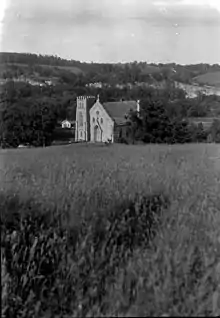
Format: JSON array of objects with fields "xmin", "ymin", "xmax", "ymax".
[
  {"xmin": 0, "ymin": 52, "xmax": 220, "ymax": 123},
  {"xmin": 193, "ymin": 71, "xmax": 220, "ymax": 87},
  {"xmin": 175, "ymin": 81, "xmax": 220, "ymax": 98},
  {"xmin": 1, "ymin": 52, "xmax": 220, "ymax": 87},
  {"xmin": 1, "ymin": 62, "xmax": 84, "ymax": 75}
]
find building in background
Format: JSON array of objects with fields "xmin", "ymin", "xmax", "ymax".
[
  {"xmin": 75, "ymin": 95, "xmax": 140, "ymax": 143},
  {"xmin": 61, "ymin": 119, "xmax": 75, "ymax": 129}
]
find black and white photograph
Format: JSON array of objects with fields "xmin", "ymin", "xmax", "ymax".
[{"xmin": 0, "ymin": 0, "xmax": 220, "ymax": 316}]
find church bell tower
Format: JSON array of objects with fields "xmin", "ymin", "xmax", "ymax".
[{"xmin": 75, "ymin": 96, "xmax": 95, "ymax": 142}]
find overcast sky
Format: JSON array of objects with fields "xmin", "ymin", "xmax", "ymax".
[{"xmin": 0, "ymin": 0, "xmax": 220, "ymax": 64}]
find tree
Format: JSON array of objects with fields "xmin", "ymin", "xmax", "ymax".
[
  {"xmin": 195, "ymin": 122, "xmax": 208, "ymax": 142},
  {"xmin": 127, "ymin": 96, "xmax": 173, "ymax": 144},
  {"xmin": 127, "ymin": 109, "xmax": 143, "ymax": 144},
  {"xmin": 172, "ymin": 120, "xmax": 192, "ymax": 143},
  {"xmin": 140, "ymin": 97, "xmax": 174, "ymax": 143},
  {"xmin": 1, "ymin": 96, "xmax": 58, "ymax": 148},
  {"xmin": 188, "ymin": 122, "xmax": 208, "ymax": 143},
  {"xmin": 127, "ymin": 93, "xmax": 194, "ymax": 144},
  {"xmin": 209, "ymin": 119, "xmax": 220, "ymax": 143}
]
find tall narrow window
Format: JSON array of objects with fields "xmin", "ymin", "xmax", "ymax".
[
  {"xmin": 100, "ymin": 118, "xmax": 103, "ymax": 124},
  {"xmin": 79, "ymin": 112, "xmax": 83, "ymax": 127}
]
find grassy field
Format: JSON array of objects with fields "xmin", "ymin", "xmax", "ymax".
[
  {"xmin": 193, "ymin": 71, "xmax": 220, "ymax": 87},
  {"xmin": 1, "ymin": 143, "xmax": 220, "ymax": 317},
  {"xmin": 0, "ymin": 62, "xmax": 84, "ymax": 75}
]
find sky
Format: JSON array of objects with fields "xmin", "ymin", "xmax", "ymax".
[{"xmin": 0, "ymin": 0, "xmax": 220, "ymax": 64}]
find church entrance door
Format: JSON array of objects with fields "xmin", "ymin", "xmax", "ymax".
[{"xmin": 94, "ymin": 125, "xmax": 101, "ymax": 142}]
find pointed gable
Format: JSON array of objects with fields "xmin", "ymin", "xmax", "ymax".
[{"xmin": 102, "ymin": 101, "xmax": 137, "ymax": 125}]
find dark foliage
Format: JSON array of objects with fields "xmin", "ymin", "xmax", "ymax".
[
  {"xmin": 1, "ymin": 192, "xmax": 169, "ymax": 317},
  {"xmin": 126, "ymin": 97, "xmax": 209, "ymax": 144},
  {"xmin": 209, "ymin": 119, "xmax": 220, "ymax": 143},
  {"xmin": 0, "ymin": 83, "xmax": 58, "ymax": 147}
]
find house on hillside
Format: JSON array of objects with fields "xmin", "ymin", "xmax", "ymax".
[
  {"xmin": 61, "ymin": 119, "xmax": 75, "ymax": 129},
  {"xmin": 86, "ymin": 82, "xmax": 103, "ymax": 88},
  {"xmin": 75, "ymin": 95, "xmax": 140, "ymax": 143}
]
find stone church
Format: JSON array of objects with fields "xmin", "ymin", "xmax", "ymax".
[{"xmin": 75, "ymin": 95, "xmax": 140, "ymax": 143}]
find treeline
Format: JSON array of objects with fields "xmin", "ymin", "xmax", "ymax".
[
  {"xmin": 1, "ymin": 52, "xmax": 220, "ymax": 86},
  {"xmin": 1, "ymin": 52, "xmax": 220, "ymax": 73},
  {"xmin": 0, "ymin": 63, "xmax": 86, "ymax": 86},
  {"xmin": 0, "ymin": 52, "xmax": 85, "ymax": 68},
  {"xmin": 125, "ymin": 97, "xmax": 220, "ymax": 145},
  {"xmin": 0, "ymin": 80, "xmax": 220, "ymax": 148},
  {"xmin": 1, "ymin": 79, "xmax": 218, "ymax": 118}
]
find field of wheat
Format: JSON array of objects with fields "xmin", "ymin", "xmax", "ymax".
[{"xmin": 1, "ymin": 143, "xmax": 220, "ymax": 317}]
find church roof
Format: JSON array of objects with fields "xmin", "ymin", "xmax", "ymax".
[{"xmin": 102, "ymin": 101, "xmax": 137, "ymax": 125}]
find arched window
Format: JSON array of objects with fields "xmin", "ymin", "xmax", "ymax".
[
  {"xmin": 100, "ymin": 118, "xmax": 103, "ymax": 124},
  {"xmin": 96, "ymin": 111, "xmax": 99, "ymax": 116},
  {"xmin": 93, "ymin": 117, "xmax": 95, "ymax": 123},
  {"xmin": 79, "ymin": 112, "xmax": 83, "ymax": 127}
]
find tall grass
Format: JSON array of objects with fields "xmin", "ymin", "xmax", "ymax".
[{"xmin": 1, "ymin": 143, "xmax": 220, "ymax": 317}]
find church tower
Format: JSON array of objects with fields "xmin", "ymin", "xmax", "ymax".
[{"xmin": 75, "ymin": 96, "xmax": 95, "ymax": 142}]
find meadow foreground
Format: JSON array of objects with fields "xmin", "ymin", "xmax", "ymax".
[{"xmin": 1, "ymin": 143, "xmax": 220, "ymax": 317}]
